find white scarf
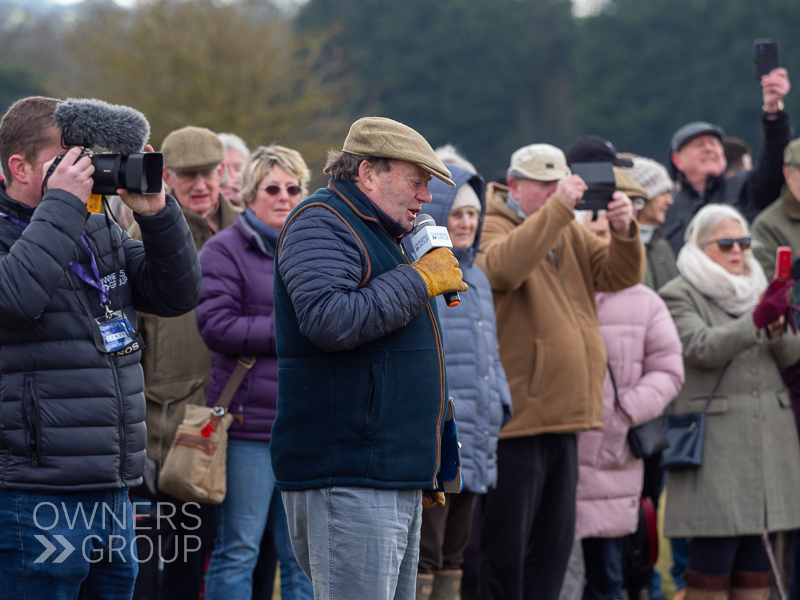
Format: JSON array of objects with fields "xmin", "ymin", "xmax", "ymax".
[{"xmin": 676, "ymin": 243, "xmax": 768, "ymax": 316}]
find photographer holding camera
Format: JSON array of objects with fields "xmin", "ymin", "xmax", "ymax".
[{"xmin": 0, "ymin": 96, "xmax": 201, "ymax": 598}]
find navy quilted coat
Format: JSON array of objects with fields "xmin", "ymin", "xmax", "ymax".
[
  {"xmin": 423, "ymin": 165, "xmax": 513, "ymax": 492},
  {"xmin": 0, "ymin": 185, "xmax": 201, "ymax": 492}
]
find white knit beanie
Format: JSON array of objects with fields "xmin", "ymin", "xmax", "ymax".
[
  {"xmin": 450, "ymin": 183, "xmax": 481, "ymax": 213},
  {"xmin": 623, "ymin": 157, "xmax": 674, "ymax": 201}
]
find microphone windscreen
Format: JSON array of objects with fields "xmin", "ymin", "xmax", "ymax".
[
  {"xmin": 412, "ymin": 213, "xmax": 436, "ymax": 234},
  {"xmin": 53, "ymin": 98, "xmax": 151, "ymax": 155}
]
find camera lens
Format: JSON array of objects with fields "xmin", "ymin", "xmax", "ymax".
[{"xmin": 90, "ymin": 152, "xmax": 163, "ymax": 196}]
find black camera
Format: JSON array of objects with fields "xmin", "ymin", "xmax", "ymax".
[{"xmin": 48, "ymin": 150, "xmax": 163, "ymax": 196}]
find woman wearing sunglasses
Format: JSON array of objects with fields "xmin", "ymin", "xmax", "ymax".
[
  {"xmin": 196, "ymin": 145, "xmax": 313, "ymax": 599},
  {"xmin": 660, "ymin": 204, "xmax": 800, "ymax": 600}
]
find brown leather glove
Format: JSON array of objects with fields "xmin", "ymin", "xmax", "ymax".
[
  {"xmin": 422, "ymin": 491, "xmax": 446, "ymax": 508},
  {"xmin": 411, "ymin": 248, "xmax": 468, "ymax": 299}
]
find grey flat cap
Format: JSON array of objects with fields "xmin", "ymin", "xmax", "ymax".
[{"xmin": 670, "ymin": 122, "xmax": 725, "ymax": 153}]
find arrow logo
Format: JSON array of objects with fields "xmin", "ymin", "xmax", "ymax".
[{"xmin": 34, "ymin": 534, "xmax": 75, "ymax": 563}]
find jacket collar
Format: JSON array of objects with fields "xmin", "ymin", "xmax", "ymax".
[
  {"xmin": 238, "ymin": 210, "xmax": 278, "ymax": 257},
  {"xmin": 0, "ymin": 181, "xmax": 35, "ymax": 222},
  {"xmin": 329, "ymin": 178, "xmax": 410, "ymax": 239},
  {"xmin": 781, "ymin": 184, "xmax": 800, "ymax": 220},
  {"xmin": 675, "ymin": 170, "xmax": 725, "ymax": 200},
  {"xmin": 485, "ymin": 182, "xmax": 523, "ymax": 226}
]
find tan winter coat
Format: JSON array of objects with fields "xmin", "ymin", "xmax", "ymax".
[
  {"xmin": 129, "ymin": 195, "xmax": 240, "ymax": 468},
  {"xmin": 476, "ymin": 183, "xmax": 644, "ymax": 438}
]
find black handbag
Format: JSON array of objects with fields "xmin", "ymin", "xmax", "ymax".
[
  {"xmin": 659, "ymin": 360, "xmax": 731, "ymax": 471},
  {"xmin": 608, "ymin": 363, "xmax": 669, "ymax": 459}
]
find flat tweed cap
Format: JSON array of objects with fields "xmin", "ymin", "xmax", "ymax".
[
  {"xmin": 343, "ymin": 117, "xmax": 455, "ymax": 187},
  {"xmin": 162, "ymin": 126, "xmax": 225, "ymax": 172},
  {"xmin": 784, "ymin": 138, "xmax": 800, "ymax": 167}
]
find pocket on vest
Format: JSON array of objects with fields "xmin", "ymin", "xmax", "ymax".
[{"xmin": 364, "ymin": 363, "xmax": 387, "ymax": 439}]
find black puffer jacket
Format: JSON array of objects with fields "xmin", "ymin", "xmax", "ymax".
[
  {"xmin": 662, "ymin": 111, "xmax": 793, "ymax": 254},
  {"xmin": 0, "ymin": 184, "xmax": 201, "ymax": 492}
]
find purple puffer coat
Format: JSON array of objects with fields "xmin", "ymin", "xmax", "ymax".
[{"xmin": 196, "ymin": 214, "xmax": 277, "ymax": 441}]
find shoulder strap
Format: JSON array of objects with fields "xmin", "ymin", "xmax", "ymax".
[
  {"xmin": 702, "ymin": 359, "xmax": 732, "ymax": 413},
  {"xmin": 214, "ymin": 356, "xmax": 256, "ymax": 411}
]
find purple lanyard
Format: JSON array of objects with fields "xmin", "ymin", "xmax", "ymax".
[{"xmin": 0, "ymin": 212, "xmax": 110, "ymax": 306}]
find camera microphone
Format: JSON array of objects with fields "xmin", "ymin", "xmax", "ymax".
[
  {"xmin": 50, "ymin": 98, "xmax": 162, "ymax": 196},
  {"xmin": 53, "ymin": 98, "xmax": 150, "ymax": 155},
  {"xmin": 411, "ymin": 213, "xmax": 461, "ymax": 308}
]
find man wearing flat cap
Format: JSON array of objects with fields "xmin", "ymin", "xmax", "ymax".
[
  {"xmin": 663, "ymin": 68, "xmax": 793, "ymax": 254},
  {"xmin": 476, "ymin": 143, "xmax": 643, "ymax": 600},
  {"xmin": 752, "ymin": 138, "xmax": 800, "ymax": 276},
  {"xmin": 270, "ymin": 117, "xmax": 468, "ymax": 599},
  {"xmin": 128, "ymin": 125, "xmax": 241, "ymax": 600}
]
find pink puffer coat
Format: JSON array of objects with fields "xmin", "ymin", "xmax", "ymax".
[{"xmin": 575, "ymin": 284, "xmax": 684, "ymax": 539}]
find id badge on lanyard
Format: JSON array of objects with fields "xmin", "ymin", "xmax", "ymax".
[{"xmin": 0, "ymin": 211, "xmax": 145, "ymax": 356}]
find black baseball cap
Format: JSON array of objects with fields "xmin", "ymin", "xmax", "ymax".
[{"xmin": 565, "ymin": 135, "xmax": 634, "ymax": 168}]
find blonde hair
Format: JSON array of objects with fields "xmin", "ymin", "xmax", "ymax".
[
  {"xmin": 240, "ymin": 145, "xmax": 310, "ymax": 206},
  {"xmin": 685, "ymin": 203, "xmax": 750, "ymax": 249}
]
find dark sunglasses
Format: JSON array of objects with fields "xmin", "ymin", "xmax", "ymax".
[
  {"xmin": 259, "ymin": 184, "xmax": 301, "ymax": 197},
  {"xmin": 706, "ymin": 237, "xmax": 751, "ymax": 251}
]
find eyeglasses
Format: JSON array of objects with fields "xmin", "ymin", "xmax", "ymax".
[
  {"xmin": 259, "ymin": 184, "xmax": 301, "ymax": 197},
  {"xmin": 173, "ymin": 168, "xmax": 219, "ymax": 184},
  {"xmin": 705, "ymin": 237, "xmax": 752, "ymax": 251}
]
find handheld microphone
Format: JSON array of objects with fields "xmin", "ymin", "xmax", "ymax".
[{"xmin": 411, "ymin": 213, "xmax": 460, "ymax": 307}]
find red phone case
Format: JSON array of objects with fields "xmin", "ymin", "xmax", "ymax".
[{"xmin": 776, "ymin": 246, "xmax": 792, "ymax": 281}]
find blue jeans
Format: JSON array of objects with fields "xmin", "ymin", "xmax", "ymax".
[
  {"xmin": 0, "ymin": 487, "xmax": 137, "ymax": 600},
  {"xmin": 272, "ymin": 491, "xmax": 314, "ymax": 600},
  {"xmin": 582, "ymin": 537, "xmax": 624, "ymax": 600},
  {"xmin": 205, "ymin": 438, "xmax": 277, "ymax": 599},
  {"xmin": 283, "ymin": 487, "xmax": 423, "ymax": 600}
]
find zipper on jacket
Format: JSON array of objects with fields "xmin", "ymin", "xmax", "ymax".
[
  {"xmin": 23, "ymin": 379, "xmax": 41, "ymax": 466},
  {"xmin": 549, "ymin": 249, "xmax": 596, "ymax": 425},
  {"xmin": 398, "ymin": 241, "xmax": 446, "ymax": 486},
  {"xmin": 108, "ymin": 356, "xmax": 127, "ymax": 481}
]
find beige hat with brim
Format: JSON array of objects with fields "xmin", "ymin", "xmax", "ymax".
[
  {"xmin": 162, "ymin": 126, "xmax": 225, "ymax": 172},
  {"xmin": 613, "ymin": 167, "xmax": 648, "ymax": 200},
  {"xmin": 508, "ymin": 143, "xmax": 571, "ymax": 182},
  {"xmin": 343, "ymin": 117, "xmax": 455, "ymax": 187}
]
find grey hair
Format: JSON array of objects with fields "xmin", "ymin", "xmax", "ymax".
[
  {"xmin": 434, "ymin": 144, "xmax": 476, "ymax": 174},
  {"xmin": 685, "ymin": 203, "xmax": 750, "ymax": 248},
  {"xmin": 218, "ymin": 133, "xmax": 249, "ymax": 157}
]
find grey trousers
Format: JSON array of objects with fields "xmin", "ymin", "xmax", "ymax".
[{"xmin": 282, "ymin": 487, "xmax": 423, "ymax": 600}]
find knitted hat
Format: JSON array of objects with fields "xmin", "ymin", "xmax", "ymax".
[
  {"xmin": 343, "ymin": 117, "xmax": 454, "ymax": 186},
  {"xmin": 450, "ymin": 183, "xmax": 481, "ymax": 214},
  {"xmin": 161, "ymin": 126, "xmax": 224, "ymax": 172},
  {"xmin": 623, "ymin": 157, "xmax": 674, "ymax": 200},
  {"xmin": 613, "ymin": 167, "xmax": 648, "ymax": 201}
]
